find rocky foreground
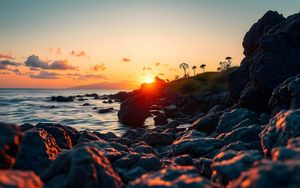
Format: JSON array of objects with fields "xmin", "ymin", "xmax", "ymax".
[{"xmin": 1, "ymin": 10, "xmax": 300, "ymax": 188}]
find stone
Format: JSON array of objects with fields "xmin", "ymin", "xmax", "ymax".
[
  {"xmin": 260, "ymin": 109, "xmax": 300, "ymax": 156},
  {"xmin": 0, "ymin": 170, "xmax": 43, "ymax": 188},
  {"xmin": 153, "ymin": 114, "xmax": 168, "ymax": 126},
  {"xmin": 0, "ymin": 123, "xmax": 22, "ymax": 169},
  {"xmin": 174, "ymin": 154, "xmax": 194, "ymax": 166},
  {"xmin": 193, "ymin": 158, "xmax": 212, "ymax": 178},
  {"xmin": 42, "ymin": 146, "xmax": 122, "ymax": 188},
  {"xmin": 192, "ymin": 112, "xmax": 221, "ymax": 134},
  {"xmin": 217, "ymin": 108, "xmax": 259, "ymax": 133},
  {"xmin": 142, "ymin": 131, "xmax": 173, "ymax": 146},
  {"xmin": 269, "ymin": 74, "xmax": 300, "ymax": 115},
  {"xmin": 98, "ymin": 107, "xmax": 114, "ymax": 113},
  {"xmin": 128, "ymin": 165, "xmax": 216, "ymax": 188},
  {"xmin": 14, "ymin": 129, "xmax": 61, "ymax": 175},
  {"xmin": 77, "ymin": 130, "xmax": 101, "ymax": 143},
  {"xmin": 51, "ymin": 96, "xmax": 74, "ymax": 102}
]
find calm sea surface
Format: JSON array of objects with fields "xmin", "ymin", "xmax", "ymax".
[{"xmin": 0, "ymin": 88, "xmax": 154, "ymax": 135}]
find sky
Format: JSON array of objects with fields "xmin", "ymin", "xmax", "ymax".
[{"xmin": 0, "ymin": 0, "xmax": 299, "ymax": 89}]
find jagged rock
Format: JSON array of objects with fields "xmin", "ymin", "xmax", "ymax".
[
  {"xmin": 114, "ymin": 152, "xmax": 141, "ymax": 168},
  {"xmin": 228, "ymin": 159, "xmax": 300, "ymax": 188},
  {"xmin": 128, "ymin": 166, "xmax": 216, "ymax": 188},
  {"xmin": 78, "ymin": 130, "xmax": 101, "ymax": 143},
  {"xmin": 193, "ymin": 158, "xmax": 212, "ymax": 178},
  {"xmin": 118, "ymin": 96, "xmax": 151, "ymax": 127},
  {"xmin": 94, "ymin": 131, "xmax": 118, "ymax": 141},
  {"xmin": 153, "ymin": 114, "xmax": 168, "ymax": 126},
  {"xmin": 192, "ymin": 112, "xmax": 222, "ymax": 134},
  {"xmin": 36, "ymin": 123, "xmax": 72, "ymax": 149},
  {"xmin": 219, "ymin": 141, "xmax": 261, "ymax": 153},
  {"xmin": 260, "ymin": 109, "xmax": 300, "ymax": 156},
  {"xmin": 172, "ymin": 137, "xmax": 224, "ymax": 157},
  {"xmin": 272, "ymin": 147, "xmax": 300, "ymax": 161},
  {"xmin": 173, "ymin": 154, "xmax": 193, "ymax": 166},
  {"xmin": 14, "ymin": 129, "xmax": 61, "ymax": 175},
  {"xmin": 217, "ymin": 124, "xmax": 263, "ymax": 144},
  {"xmin": 142, "ymin": 131, "xmax": 173, "ymax": 146},
  {"xmin": 228, "ymin": 11, "xmax": 300, "ymax": 113},
  {"xmin": 0, "ymin": 170, "xmax": 43, "ymax": 188},
  {"xmin": 132, "ymin": 142, "xmax": 157, "ymax": 155},
  {"xmin": 269, "ymin": 74, "xmax": 300, "ymax": 115},
  {"xmin": 122, "ymin": 129, "xmax": 140, "ymax": 141},
  {"xmin": 20, "ymin": 123, "xmax": 34, "ymax": 132},
  {"xmin": 217, "ymin": 108, "xmax": 259, "ymax": 133},
  {"xmin": 0, "ymin": 123, "xmax": 22, "ymax": 169},
  {"xmin": 211, "ymin": 150, "xmax": 262, "ymax": 184},
  {"xmin": 51, "ymin": 96, "xmax": 74, "ymax": 102},
  {"xmin": 42, "ymin": 146, "xmax": 122, "ymax": 188}
]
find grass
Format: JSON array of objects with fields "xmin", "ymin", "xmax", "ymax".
[{"xmin": 165, "ymin": 67, "xmax": 238, "ymax": 95}]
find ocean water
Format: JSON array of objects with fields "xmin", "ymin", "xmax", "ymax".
[{"xmin": 0, "ymin": 88, "xmax": 154, "ymax": 135}]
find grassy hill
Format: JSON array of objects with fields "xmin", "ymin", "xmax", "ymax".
[{"xmin": 165, "ymin": 67, "xmax": 237, "ymax": 95}]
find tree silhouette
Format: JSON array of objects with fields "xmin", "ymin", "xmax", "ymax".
[
  {"xmin": 200, "ymin": 64, "xmax": 206, "ymax": 73},
  {"xmin": 192, "ymin": 65, "xmax": 197, "ymax": 76},
  {"xmin": 218, "ymin": 57, "xmax": 233, "ymax": 71},
  {"xmin": 179, "ymin": 62, "xmax": 189, "ymax": 77},
  {"xmin": 225, "ymin": 56, "xmax": 233, "ymax": 69}
]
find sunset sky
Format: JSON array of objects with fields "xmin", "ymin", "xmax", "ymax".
[{"xmin": 1, "ymin": 0, "xmax": 299, "ymax": 89}]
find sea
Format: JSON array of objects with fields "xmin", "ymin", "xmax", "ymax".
[{"xmin": 0, "ymin": 88, "xmax": 154, "ymax": 136}]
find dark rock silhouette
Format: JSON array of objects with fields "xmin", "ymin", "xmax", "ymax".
[
  {"xmin": 228, "ymin": 11, "xmax": 300, "ymax": 113},
  {"xmin": 0, "ymin": 170, "xmax": 43, "ymax": 188},
  {"xmin": 51, "ymin": 96, "xmax": 74, "ymax": 102},
  {"xmin": 0, "ymin": 123, "xmax": 22, "ymax": 169}
]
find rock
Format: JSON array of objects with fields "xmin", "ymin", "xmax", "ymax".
[
  {"xmin": 0, "ymin": 170, "xmax": 43, "ymax": 188},
  {"xmin": 36, "ymin": 123, "xmax": 72, "ymax": 149},
  {"xmin": 217, "ymin": 124, "xmax": 263, "ymax": 144},
  {"xmin": 260, "ymin": 109, "xmax": 300, "ymax": 156},
  {"xmin": 217, "ymin": 108, "xmax": 259, "ymax": 133},
  {"xmin": 227, "ymin": 159, "xmax": 300, "ymax": 188},
  {"xmin": 164, "ymin": 104, "xmax": 181, "ymax": 118},
  {"xmin": 193, "ymin": 158, "xmax": 212, "ymax": 178},
  {"xmin": 51, "ymin": 96, "xmax": 74, "ymax": 102},
  {"xmin": 142, "ymin": 131, "xmax": 173, "ymax": 146},
  {"xmin": 94, "ymin": 131, "xmax": 118, "ymax": 141},
  {"xmin": 192, "ymin": 112, "xmax": 222, "ymax": 134},
  {"xmin": 20, "ymin": 123, "xmax": 34, "ymax": 132},
  {"xmin": 0, "ymin": 123, "xmax": 22, "ymax": 169},
  {"xmin": 259, "ymin": 113, "xmax": 270, "ymax": 125},
  {"xmin": 132, "ymin": 142, "xmax": 157, "ymax": 155},
  {"xmin": 135, "ymin": 154, "xmax": 162, "ymax": 171},
  {"xmin": 98, "ymin": 107, "xmax": 114, "ymax": 113},
  {"xmin": 118, "ymin": 96, "xmax": 151, "ymax": 127},
  {"xmin": 14, "ymin": 129, "xmax": 61, "ymax": 175},
  {"xmin": 84, "ymin": 93, "xmax": 99, "ymax": 98},
  {"xmin": 122, "ymin": 129, "xmax": 140, "ymax": 141},
  {"xmin": 219, "ymin": 141, "xmax": 261, "ymax": 153},
  {"xmin": 42, "ymin": 146, "xmax": 122, "ymax": 188},
  {"xmin": 228, "ymin": 11, "xmax": 300, "ymax": 113},
  {"xmin": 211, "ymin": 150, "xmax": 262, "ymax": 184},
  {"xmin": 173, "ymin": 137, "xmax": 224, "ymax": 157},
  {"xmin": 269, "ymin": 74, "xmax": 300, "ymax": 115},
  {"xmin": 128, "ymin": 165, "xmax": 216, "ymax": 188},
  {"xmin": 153, "ymin": 114, "xmax": 168, "ymax": 126},
  {"xmin": 108, "ymin": 99, "xmax": 113, "ymax": 103},
  {"xmin": 272, "ymin": 147, "xmax": 300, "ymax": 161},
  {"xmin": 207, "ymin": 105, "xmax": 227, "ymax": 114},
  {"xmin": 78, "ymin": 130, "xmax": 103, "ymax": 143},
  {"xmin": 174, "ymin": 154, "xmax": 194, "ymax": 166},
  {"xmin": 82, "ymin": 103, "xmax": 90, "ymax": 106},
  {"xmin": 114, "ymin": 152, "xmax": 141, "ymax": 168},
  {"xmin": 287, "ymin": 137, "xmax": 300, "ymax": 148}
]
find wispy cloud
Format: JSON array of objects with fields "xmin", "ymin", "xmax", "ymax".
[
  {"xmin": 0, "ymin": 53, "xmax": 14, "ymax": 60},
  {"xmin": 0, "ymin": 60, "xmax": 21, "ymax": 70},
  {"xmin": 70, "ymin": 50, "xmax": 89, "ymax": 58},
  {"xmin": 142, "ymin": 66, "xmax": 152, "ymax": 71},
  {"xmin": 46, "ymin": 48, "xmax": 62, "ymax": 55},
  {"xmin": 25, "ymin": 55, "xmax": 77, "ymax": 70},
  {"xmin": 91, "ymin": 63, "xmax": 106, "ymax": 71},
  {"xmin": 122, "ymin": 58, "xmax": 131, "ymax": 62},
  {"xmin": 67, "ymin": 73, "xmax": 107, "ymax": 80},
  {"xmin": 30, "ymin": 71, "xmax": 60, "ymax": 79}
]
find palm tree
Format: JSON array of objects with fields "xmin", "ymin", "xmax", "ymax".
[
  {"xmin": 179, "ymin": 62, "xmax": 189, "ymax": 77},
  {"xmin": 225, "ymin": 56, "xmax": 233, "ymax": 69},
  {"xmin": 200, "ymin": 64, "xmax": 206, "ymax": 73},
  {"xmin": 192, "ymin": 65, "xmax": 197, "ymax": 76}
]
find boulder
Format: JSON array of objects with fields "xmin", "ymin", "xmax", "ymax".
[
  {"xmin": 193, "ymin": 158, "xmax": 212, "ymax": 178},
  {"xmin": 94, "ymin": 131, "xmax": 118, "ymax": 141},
  {"xmin": 0, "ymin": 123, "xmax": 22, "ymax": 169},
  {"xmin": 36, "ymin": 123, "xmax": 72, "ymax": 149},
  {"xmin": 192, "ymin": 112, "xmax": 222, "ymax": 134},
  {"xmin": 216, "ymin": 108, "xmax": 259, "ymax": 133},
  {"xmin": 172, "ymin": 137, "xmax": 224, "ymax": 157},
  {"xmin": 128, "ymin": 165, "xmax": 216, "ymax": 188},
  {"xmin": 272, "ymin": 147, "xmax": 300, "ymax": 161},
  {"xmin": 0, "ymin": 170, "xmax": 43, "ymax": 188},
  {"xmin": 211, "ymin": 150, "xmax": 262, "ymax": 184},
  {"xmin": 20, "ymin": 123, "xmax": 34, "ymax": 132},
  {"xmin": 51, "ymin": 96, "xmax": 74, "ymax": 102},
  {"xmin": 260, "ymin": 109, "xmax": 300, "ymax": 156},
  {"xmin": 153, "ymin": 114, "xmax": 168, "ymax": 126},
  {"xmin": 228, "ymin": 11, "xmax": 300, "ymax": 113},
  {"xmin": 98, "ymin": 107, "xmax": 114, "ymax": 113},
  {"xmin": 118, "ymin": 96, "xmax": 151, "ymax": 127},
  {"xmin": 228, "ymin": 159, "xmax": 300, "ymax": 188},
  {"xmin": 269, "ymin": 74, "xmax": 300, "ymax": 115},
  {"xmin": 42, "ymin": 146, "xmax": 122, "ymax": 188},
  {"xmin": 14, "ymin": 129, "xmax": 61, "ymax": 175},
  {"xmin": 142, "ymin": 131, "xmax": 173, "ymax": 146},
  {"xmin": 78, "ymin": 130, "xmax": 102, "ymax": 143},
  {"xmin": 173, "ymin": 154, "xmax": 194, "ymax": 166}
]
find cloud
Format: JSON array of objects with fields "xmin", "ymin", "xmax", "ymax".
[
  {"xmin": 0, "ymin": 60, "xmax": 21, "ymax": 70},
  {"xmin": 30, "ymin": 71, "xmax": 60, "ymax": 79},
  {"xmin": 10, "ymin": 69, "xmax": 22, "ymax": 75},
  {"xmin": 142, "ymin": 66, "xmax": 152, "ymax": 71},
  {"xmin": 67, "ymin": 73, "xmax": 107, "ymax": 80},
  {"xmin": 46, "ymin": 48, "xmax": 62, "ymax": 55},
  {"xmin": 157, "ymin": 73, "xmax": 164, "ymax": 76},
  {"xmin": 25, "ymin": 55, "xmax": 76, "ymax": 70},
  {"xmin": 91, "ymin": 63, "xmax": 106, "ymax": 71},
  {"xmin": 70, "ymin": 50, "xmax": 88, "ymax": 58},
  {"xmin": 155, "ymin": 62, "xmax": 160, "ymax": 66},
  {"xmin": 122, "ymin": 58, "xmax": 131, "ymax": 62},
  {"xmin": 0, "ymin": 53, "xmax": 14, "ymax": 60}
]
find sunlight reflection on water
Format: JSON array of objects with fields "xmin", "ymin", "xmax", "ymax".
[{"xmin": 0, "ymin": 88, "xmax": 154, "ymax": 135}]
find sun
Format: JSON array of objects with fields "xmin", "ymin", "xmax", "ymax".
[{"xmin": 144, "ymin": 75, "xmax": 154, "ymax": 84}]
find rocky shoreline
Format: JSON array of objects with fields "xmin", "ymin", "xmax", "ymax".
[{"xmin": 1, "ymin": 10, "xmax": 300, "ymax": 188}]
